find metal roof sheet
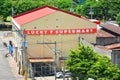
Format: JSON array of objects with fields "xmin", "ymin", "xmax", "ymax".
[
  {"xmin": 13, "ymin": 6, "xmax": 95, "ymax": 26},
  {"xmin": 105, "ymin": 43, "xmax": 120, "ymax": 50},
  {"xmin": 100, "ymin": 23, "xmax": 120, "ymax": 35},
  {"xmin": 13, "ymin": 7, "xmax": 57, "ymax": 26},
  {"xmin": 97, "ymin": 29, "xmax": 115, "ymax": 37},
  {"xmin": 97, "ymin": 43, "xmax": 120, "ymax": 50}
]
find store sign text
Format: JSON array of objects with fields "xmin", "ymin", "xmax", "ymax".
[{"xmin": 23, "ymin": 28, "xmax": 97, "ymax": 35}]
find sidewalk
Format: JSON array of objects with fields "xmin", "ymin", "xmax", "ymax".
[
  {"xmin": 0, "ymin": 33, "xmax": 24, "ymax": 80},
  {"xmin": 7, "ymin": 56, "xmax": 33, "ymax": 80},
  {"xmin": 6, "ymin": 56, "xmax": 24, "ymax": 80},
  {"xmin": 6, "ymin": 55, "xmax": 65, "ymax": 80}
]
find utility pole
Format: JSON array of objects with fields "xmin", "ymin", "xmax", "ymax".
[
  {"xmin": 78, "ymin": 36, "xmax": 83, "ymax": 45},
  {"xmin": 54, "ymin": 41, "xmax": 57, "ymax": 80},
  {"xmin": 12, "ymin": 6, "xmax": 14, "ymax": 16},
  {"xmin": 78, "ymin": 36, "xmax": 80, "ymax": 45},
  {"xmin": 89, "ymin": 6, "xmax": 94, "ymax": 19},
  {"xmin": 12, "ymin": 30, "xmax": 28, "ymax": 79},
  {"xmin": 23, "ymin": 30, "xmax": 28, "ymax": 80},
  {"xmin": 70, "ymin": 0, "xmax": 74, "ymax": 12},
  {"xmin": 63, "ymin": 57, "xmax": 66, "ymax": 80},
  {"xmin": 11, "ymin": 0, "xmax": 14, "ymax": 16},
  {"xmin": 37, "ymin": 41, "xmax": 57, "ymax": 80}
]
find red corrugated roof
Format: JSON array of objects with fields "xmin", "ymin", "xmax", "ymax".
[
  {"xmin": 97, "ymin": 43, "xmax": 120, "ymax": 50},
  {"xmin": 13, "ymin": 6, "xmax": 57, "ymax": 26},
  {"xmin": 100, "ymin": 23, "xmax": 120, "ymax": 35},
  {"xmin": 97, "ymin": 29, "xmax": 115, "ymax": 37},
  {"xmin": 13, "ymin": 6, "xmax": 90, "ymax": 26},
  {"xmin": 105, "ymin": 43, "xmax": 120, "ymax": 50}
]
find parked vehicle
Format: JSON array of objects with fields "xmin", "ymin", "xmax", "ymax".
[
  {"xmin": 56, "ymin": 71, "xmax": 63, "ymax": 78},
  {"xmin": 56, "ymin": 71, "xmax": 71, "ymax": 78}
]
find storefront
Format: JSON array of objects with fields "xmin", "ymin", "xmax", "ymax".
[{"xmin": 11, "ymin": 6, "xmax": 97, "ymax": 77}]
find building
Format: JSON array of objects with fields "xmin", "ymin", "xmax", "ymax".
[
  {"xmin": 96, "ymin": 23, "xmax": 120, "ymax": 68},
  {"xmin": 0, "ymin": 22, "xmax": 12, "ymax": 31},
  {"xmin": 11, "ymin": 6, "xmax": 97, "ymax": 77}
]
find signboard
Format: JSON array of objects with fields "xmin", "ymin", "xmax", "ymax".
[
  {"xmin": 23, "ymin": 28, "xmax": 97, "ymax": 35},
  {"xmin": 21, "ymin": 41, "xmax": 28, "ymax": 47}
]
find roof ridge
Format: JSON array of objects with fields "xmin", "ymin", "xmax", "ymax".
[
  {"xmin": 13, "ymin": 5, "xmax": 93, "ymax": 26},
  {"xmin": 13, "ymin": 5, "xmax": 84, "ymax": 19},
  {"xmin": 13, "ymin": 5, "xmax": 48, "ymax": 18}
]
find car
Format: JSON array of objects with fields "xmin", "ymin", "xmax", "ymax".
[
  {"xmin": 56, "ymin": 71, "xmax": 63, "ymax": 78},
  {"xmin": 56, "ymin": 71, "xmax": 71, "ymax": 78},
  {"xmin": 64, "ymin": 71, "xmax": 71, "ymax": 78}
]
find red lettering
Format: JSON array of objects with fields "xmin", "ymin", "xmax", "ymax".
[
  {"xmin": 64, "ymin": 30, "xmax": 67, "ymax": 34},
  {"xmin": 68, "ymin": 30, "xmax": 71, "ymax": 34},
  {"xmin": 86, "ymin": 29, "xmax": 89, "ymax": 33},
  {"xmin": 24, "ymin": 28, "xmax": 97, "ymax": 35},
  {"xmin": 44, "ymin": 30, "xmax": 47, "ymax": 34},
  {"xmin": 72, "ymin": 30, "xmax": 75, "ymax": 33},
  {"xmin": 82, "ymin": 29, "xmax": 85, "ymax": 33},
  {"xmin": 26, "ymin": 30, "xmax": 30, "ymax": 34},
  {"xmin": 50, "ymin": 30, "xmax": 53, "ymax": 34},
  {"xmin": 59, "ymin": 30, "xmax": 63, "ymax": 34},
  {"xmin": 90, "ymin": 29, "xmax": 93, "ymax": 32},
  {"xmin": 56, "ymin": 30, "xmax": 59, "ymax": 34},
  {"xmin": 76, "ymin": 29, "xmax": 81, "ymax": 33}
]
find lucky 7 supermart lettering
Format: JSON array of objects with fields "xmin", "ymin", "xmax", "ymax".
[{"xmin": 23, "ymin": 28, "xmax": 97, "ymax": 35}]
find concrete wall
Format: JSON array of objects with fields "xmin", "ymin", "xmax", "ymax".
[
  {"xmin": 21, "ymin": 11, "xmax": 97, "ymax": 59},
  {"xmin": 96, "ymin": 37, "xmax": 120, "ymax": 45},
  {"xmin": 111, "ymin": 50, "xmax": 120, "ymax": 68},
  {"xmin": 12, "ymin": 10, "xmax": 97, "ymax": 71}
]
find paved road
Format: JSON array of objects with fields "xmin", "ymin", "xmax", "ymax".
[
  {"xmin": 0, "ymin": 36, "xmax": 24, "ymax": 80},
  {"xmin": 0, "ymin": 34, "xmax": 17, "ymax": 80},
  {"xmin": 0, "ymin": 47, "xmax": 17, "ymax": 80}
]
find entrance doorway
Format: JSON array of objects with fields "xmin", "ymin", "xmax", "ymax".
[{"xmin": 32, "ymin": 62, "xmax": 54, "ymax": 77}]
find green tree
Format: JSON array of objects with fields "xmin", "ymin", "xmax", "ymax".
[
  {"xmin": 88, "ymin": 56, "xmax": 120, "ymax": 80},
  {"xmin": 0, "ymin": 0, "xmax": 72, "ymax": 21},
  {"xmin": 0, "ymin": 0, "xmax": 12, "ymax": 21},
  {"xmin": 108, "ymin": 0, "xmax": 120, "ymax": 20},
  {"xmin": 0, "ymin": 0, "xmax": 45, "ymax": 21},
  {"xmin": 66, "ymin": 44, "xmax": 120, "ymax": 80},
  {"xmin": 1, "ymin": 0, "xmax": 120, "ymax": 22},
  {"xmin": 75, "ymin": 0, "xmax": 120, "ymax": 20},
  {"xmin": 13, "ymin": 0, "xmax": 44, "ymax": 16},
  {"xmin": 116, "ymin": 13, "xmax": 120, "ymax": 26},
  {"xmin": 73, "ymin": 0, "xmax": 86, "ymax": 5}
]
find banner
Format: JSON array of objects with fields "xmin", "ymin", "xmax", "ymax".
[{"xmin": 23, "ymin": 28, "xmax": 97, "ymax": 35}]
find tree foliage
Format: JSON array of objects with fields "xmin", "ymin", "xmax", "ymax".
[
  {"xmin": 116, "ymin": 13, "xmax": 120, "ymax": 26},
  {"xmin": 0, "ymin": 0, "xmax": 120, "ymax": 23},
  {"xmin": 66, "ymin": 44, "xmax": 120, "ymax": 80},
  {"xmin": 74, "ymin": 0, "xmax": 120, "ymax": 20}
]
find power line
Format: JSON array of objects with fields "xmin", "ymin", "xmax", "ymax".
[{"xmin": 37, "ymin": 41, "xmax": 57, "ymax": 80}]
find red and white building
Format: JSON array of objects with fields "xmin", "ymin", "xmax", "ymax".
[{"xmin": 12, "ymin": 6, "xmax": 97, "ymax": 77}]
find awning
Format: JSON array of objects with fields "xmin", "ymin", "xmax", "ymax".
[{"xmin": 29, "ymin": 57, "xmax": 54, "ymax": 63}]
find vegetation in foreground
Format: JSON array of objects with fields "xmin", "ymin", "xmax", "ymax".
[{"xmin": 66, "ymin": 44, "xmax": 120, "ymax": 80}]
